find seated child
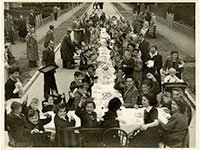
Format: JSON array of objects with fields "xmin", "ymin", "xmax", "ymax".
[
  {"xmin": 75, "ymin": 97, "xmax": 98, "ymax": 128},
  {"xmin": 164, "ymin": 68, "xmax": 184, "ymax": 83},
  {"xmin": 73, "ymin": 81, "xmax": 91, "ymax": 110},
  {"xmin": 53, "ymin": 103, "xmax": 76, "ymax": 145},
  {"xmin": 114, "ymin": 68, "xmax": 125, "ymax": 94},
  {"xmin": 122, "ymin": 50, "xmax": 134, "ymax": 77},
  {"xmin": 22, "ymin": 98, "xmax": 40, "ymax": 119},
  {"xmin": 26, "ymin": 109, "xmax": 52, "ymax": 133},
  {"xmin": 42, "ymin": 93, "xmax": 65, "ymax": 113},
  {"xmin": 159, "ymin": 92, "xmax": 172, "ymax": 110},
  {"xmin": 69, "ymin": 71, "xmax": 83, "ymax": 94}
]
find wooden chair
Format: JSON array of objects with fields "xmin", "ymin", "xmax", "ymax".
[
  {"xmin": 103, "ymin": 128, "xmax": 128, "ymax": 147},
  {"xmin": 162, "ymin": 82, "xmax": 187, "ymax": 94},
  {"xmin": 79, "ymin": 128, "xmax": 104, "ymax": 147},
  {"xmin": 29, "ymin": 132, "xmax": 52, "ymax": 147},
  {"xmin": 57, "ymin": 127, "xmax": 80, "ymax": 147}
]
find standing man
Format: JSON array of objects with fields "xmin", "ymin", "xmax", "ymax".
[
  {"xmin": 42, "ymin": 40, "xmax": 58, "ymax": 99},
  {"xmin": 44, "ymin": 25, "xmax": 54, "ymax": 48},
  {"xmin": 53, "ymin": 6, "xmax": 59, "ymax": 21},
  {"xmin": 143, "ymin": 45, "xmax": 163, "ymax": 87},
  {"xmin": 18, "ymin": 15, "xmax": 28, "ymax": 42},
  {"xmin": 138, "ymin": 33, "xmax": 150, "ymax": 62},
  {"xmin": 60, "ymin": 28, "xmax": 76, "ymax": 69},
  {"xmin": 5, "ymin": 12, "xmax": 15, "ymax": 44},
  {"xmin": 29, "ymin": 9, "xmax": 35, "ymax": 28}
]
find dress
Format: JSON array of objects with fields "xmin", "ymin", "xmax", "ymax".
[{"xmin": 130, "ymin": 107, "xmax": 160, "ymax": 147}]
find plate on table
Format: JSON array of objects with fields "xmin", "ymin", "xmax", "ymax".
[{"xmin": 135, "ymin": 112, "xmax": 143, "ymax": 118}]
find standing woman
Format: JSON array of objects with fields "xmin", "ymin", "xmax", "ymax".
[
  {"xmin": 163, "ymin": 51, "xmax": 185, "ymax": 79},
  {"xmin": 25, "ymin": 27, "xmax": 39, "ymax": 68},
  {"xmin": 18, "ymin": 15, "xmax": 28, "ymax": 42},
  {"xmin": 130, "ymin": 93, "xmax": 160, "ymax": 147}
]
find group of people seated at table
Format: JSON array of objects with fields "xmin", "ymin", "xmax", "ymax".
[{"xmin": 5, "ymin": 9, "xmax": 191, "ymax": 148}]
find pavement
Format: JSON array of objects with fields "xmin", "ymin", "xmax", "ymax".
[
  {"xmin": 4, "ymin": 2, "xmax": 196, "ymax": 148},
  {"xmin": 118, "ymin": 3, "xmax": 195, "ymax": 58},
  {"xmin": 115, "ymin": 3, "xmax": 196, "ymax": 148},
  {"xmin": 10, "ymin": 3, "xmax": 86, "ymax": 59}
]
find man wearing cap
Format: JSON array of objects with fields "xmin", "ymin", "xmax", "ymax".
[
  {"xmin": 5, "ymin": 66, "xmax": 23, "ymax": 100},
  {"xmin": 44, "ymin": 25, "xmax": 54, "ymax": 48},
  {"xmin": 60, "ymin": 28, "xmax": 76, "ymax": 69}
]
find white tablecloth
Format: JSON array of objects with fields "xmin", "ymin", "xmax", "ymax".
[{"xmin": 43, "ymin": 27, "xmax": 171, "ymax": 134}]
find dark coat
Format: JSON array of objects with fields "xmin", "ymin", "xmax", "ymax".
[
  {"xmin": 5, "ymin": 78, "xmax": 20, "ymax": 100},
  {"xmin": 101, "ymin": 110, "xmax": 119, "ymax": 129},
  {"xmin": 123, "ymin": 85, "xmax": 139, "ymax": 105},
  {"xmin": 60, "ymin": 33, "xmax": 75, "ymax": 61},
  {"xmin": 42, "ymin": 47, "xmax": 56, "ymax": 66},
  {"xmin": 6, "ymin": 112, "xmax": 31, "ymax": 144},
  {"xmin": 139, "ymin": 39, "xmax": 150, "ymax": 62},
  {"xmin": 21, "ymin": 102, "xmax": 40, "ymax": 119},
  {"xmin": 18, "ymin": 18, "xmax": 27, "ymax": 38},
  {"xmin": 137, "ymin": 80, "xmax": 160, "ymax": 105},
  {"xmin": 143, "ymin": 53, "xmax": 163, "ymax": 82},
  {"xmin": 26, "ymin": 116, "xmax": 52, "ymax": 131},
  {"xmin": 29, "ymin": 13, "xmax": 35, "ymax": 26},
  {"xmin": 44, "ymin": 30, "xmax": 54, "ymax": 48},
  {"xmin": 69, "ymin": 81, "xmax": 80, "ymax": 92},
  {"xmin": 54, "ymin": 114, "xmax": 75, "ymax": 144},
  {"xmin": 75, "ymin": 106, "xmax": 98, "ymax": 128},
  {"xmin": 159, "ymin": 112, "xmax": 188, "ymax": 147}
]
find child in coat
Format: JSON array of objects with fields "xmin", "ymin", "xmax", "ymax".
[{"xmin": 75, "ymin": 97, "xmax": 98, "ymax": 128}]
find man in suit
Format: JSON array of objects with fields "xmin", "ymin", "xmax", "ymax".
[
  {"xmin": 143, "ymin": 45, "xmax": 163, "ymax": 88},
  {"xmin": 60, "ymin": 28, "xmax": 76, "ymax": 69},
  {"xmin": 6, "ymin": 101, "xmax": 31, "ymax": 146},
  {"xmin": 29, "ymin": 9, "xmax": 35, "ymax": 28},
  {"xmin": 138, "ymin": 33, "xmax": 150, "ymax": 62},
  {"xmin": 123, "ymin": 76, "xmax": 139, "ymax": 108},
  {"xmin": 44, "ymin": 25, "xmax": 54, "ymax": 48},
  {"xmin": 42, "ymin": 40, "xmax": 58, "ymax": 99}
]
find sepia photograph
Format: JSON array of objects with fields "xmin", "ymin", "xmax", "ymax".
[{"xmin": 3, "ymin": 0, "xmax": 197, "ymax": 148}]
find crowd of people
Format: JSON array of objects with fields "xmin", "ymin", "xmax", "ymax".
[{"xmin": 4, "ymin": 4, "xmax": 192, "ymax": 148}]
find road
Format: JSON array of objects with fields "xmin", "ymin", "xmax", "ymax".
[{"xmin": 4, "ymin": 2, "xmax": 196, "ymax": 148}]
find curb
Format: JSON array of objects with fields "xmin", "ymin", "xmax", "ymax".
[
  {"xmin": 112, "ymin": 2, "xmax": 196, "ymax": 110},
  {"xmin": 22, "ymin": 4, "xmax": 92, "ymax": 99}
]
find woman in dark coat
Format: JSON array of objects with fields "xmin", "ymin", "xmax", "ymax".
[
  {"xmin": 60, "ymin": 28, "xmax": 76, "ymax": 69},
  {"xmin": 18, "ymin": 15, "xmax": 27, "ymax": 41},
  {"xmin": 159, "ymin": 100, "xmax": 189, "ymax": 147},
  {"xmin": 130, "ymin": 93, "xmax": 160, "ymax": 147}
]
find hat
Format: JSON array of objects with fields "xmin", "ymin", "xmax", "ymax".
[{"xmin": 8, "ymin": 66, "xmax": 20, "ymax": 75}]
